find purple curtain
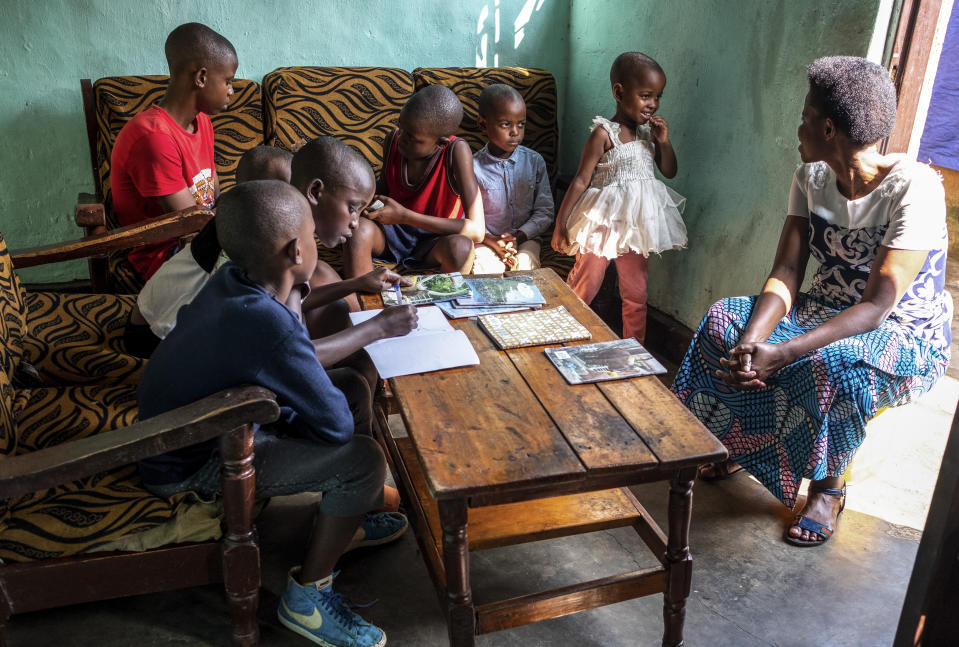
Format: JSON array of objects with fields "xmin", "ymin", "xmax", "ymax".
[{"xmin": 918, "ymin": 4, "xmax": 959, "ymax": 171}]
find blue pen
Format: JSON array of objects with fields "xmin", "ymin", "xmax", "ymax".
[{"xmin": 394, "ymin": 283, "xmax": 403, "ymax": 305}]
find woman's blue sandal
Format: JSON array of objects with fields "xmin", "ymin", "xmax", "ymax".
[{"xmin": 784, "ymin": 485, "xmax": 846, "ymax": 547}]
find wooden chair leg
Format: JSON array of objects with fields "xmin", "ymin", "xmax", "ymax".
[
  {"xmin": 79, "ymin": 220, "xmax": 110, "ymax": 293},
  {"xmin": 0, "ymin": 578, "xmax": 10, "ymax": 647},
  {"xmin": 220, "ymin": 424, "xmax": 260, "ymax": 647},
  {"xmin": 88, "ymin": 256, "xmax": 110, "ymax": 294}
]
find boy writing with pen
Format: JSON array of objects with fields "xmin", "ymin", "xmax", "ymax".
[{"xmin": 138, "ymin": 179, "xmax": 404, "ymax": 646}]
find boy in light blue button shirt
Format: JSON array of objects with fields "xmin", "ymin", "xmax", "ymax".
[{"xmin": 472, "ymin": 84, "xmax": 554, "ymax": 273}]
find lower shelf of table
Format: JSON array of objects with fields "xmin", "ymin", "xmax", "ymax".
[
  {"xmin": 387, "ymin": 434, "xmax": 673, "ymax": 636},
  {"xmin": 394, "ymin": 437, "xmax": 661, "ymax": 553}
]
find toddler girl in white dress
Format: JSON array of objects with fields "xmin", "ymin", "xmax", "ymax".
[{"xmin": 552, "ymin": 52, "xmax": 686, "ymax": 342}]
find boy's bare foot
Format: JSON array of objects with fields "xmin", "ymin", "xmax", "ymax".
[{"xmin": 786, "ymin": 479, "xmax": 845, "ymax": 546}]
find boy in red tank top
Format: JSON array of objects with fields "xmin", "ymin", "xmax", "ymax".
[
  {"xmin": 343, "ymin": 84, "xmax": 485, "ymax": 278},
  {"xmin": 111, "ymin": 22, "xmax": 237, "ymax": 282}
]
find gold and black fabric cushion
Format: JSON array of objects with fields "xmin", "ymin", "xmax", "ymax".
[
  {"xmin": 537, "ymin": 245, "xmax": 575, "ymax": 281},
  {"xmin": 0, "ymin": 234, "xmax": 26, "ymax": 465},
  {"xmin": 23, "ymin": 292, "xmax": 143, "ymax": 386},
  {"xmin": 0, "ymin": 233, "xmax": 195, "ymax": 562},
  {"xmin": 0, "ymin": 464, "xmax": 185, "ymax": 562},
  {"xmin": 317, "ymin": 248, "xmax": 345, "ymax": 276},
  {"xmin": 13, "ymin": 383, "xmax": 138, "ymax": 455},
  {"xmin": 107, "ymin": 254, "xmax": 146, "ymax": 295},
  {"xmin": 209, "ymin": 79, "xmax": 265, "ymax": 193},
  {"xmin": 91, "ymin": 76, "xmax": 167, "ymax": 209},
  {"xmin": 0, "ymin": 235, "xmax": 25, "ymax": 529},
  {"xmin": 0, "ymin": 383, "xmax": 188, "ymax": 562},
  {"xmin": 412, "ymin": 67, "xmax": 559, "ymax": 185},
  {"xmin": 262, "ymin": 66, "xmax": 414, "ymax": 175}
]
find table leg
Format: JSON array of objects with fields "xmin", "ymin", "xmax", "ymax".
[
  {"xmin": 663, "ymin": 467, "xmax": 696, "ymax": 647},
  {"xmin": 438, "ymin": 498, "xmax": 475, "ymax": 647}
]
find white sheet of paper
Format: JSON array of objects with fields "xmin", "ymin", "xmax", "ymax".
[{"xmin": 348, "ymin": 306, "xmax": 480, "ymax": 378}]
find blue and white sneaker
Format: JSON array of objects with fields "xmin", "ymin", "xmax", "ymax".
[
  {"xmin": 278, "ymin": 568, "xmax": 386, "ymax": 647},
  {"xmin": 347, "ymin": 512, "xmax": 408, "ymax": 552}
]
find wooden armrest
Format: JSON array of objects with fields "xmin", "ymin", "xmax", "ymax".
[
  {"xmin": 0, "ymin": 385, "xmax": 279, "ymax": 499},
  {"xmin": 74, "ymin": 201, "xmax": 106, "ymax": 229},
  {"xmin": 10, "ymin": 206, "xmax": 215, "ymax": 269},
  {"xmin": 75, "ymin": 192, "xmax": 104, "ymax": 227}
]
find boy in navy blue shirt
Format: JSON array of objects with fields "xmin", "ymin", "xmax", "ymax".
[{"xmin": 138, "ymin": 180, "xmax": 408, "ymax": 647}]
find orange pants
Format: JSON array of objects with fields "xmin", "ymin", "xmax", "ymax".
[{"xmin": 566, "ymin": 251, "xmax": 648, "ymax": 343}]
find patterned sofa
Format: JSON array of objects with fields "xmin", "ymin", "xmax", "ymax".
[
  {"xmin": 80, "ymin": 66, "xmax": 572, "ymax": 292},
  {"xmin": 0, "ymin": 231, "xmax": 196, "ymax": 562}
]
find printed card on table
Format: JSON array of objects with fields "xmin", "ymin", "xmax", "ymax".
[{"xmin": 545, "ymin": 338, "xmax": 666, "ymax": 384}]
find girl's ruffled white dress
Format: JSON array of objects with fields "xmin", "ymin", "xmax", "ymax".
[{"xmin": 566, "ymin": 116, "xmax": 687, "ymax": 259}]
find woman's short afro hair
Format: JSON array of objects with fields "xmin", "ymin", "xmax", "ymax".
[{"xmin": 807, "ymin": 56, "xmax": 897, "ymax": 146}]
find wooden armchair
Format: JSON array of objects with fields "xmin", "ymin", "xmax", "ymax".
[
  {"xmin": 0, "ymin": 231, "xmax": 279, "ymax": 646},
  {"xmin": 0, "ymin": 388, "xmax": 279, "ymax": 647}
]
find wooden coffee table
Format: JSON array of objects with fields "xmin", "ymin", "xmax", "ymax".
[{"xmin": 361, "ymin": 268, "xmax": 726, "ymax": 647}]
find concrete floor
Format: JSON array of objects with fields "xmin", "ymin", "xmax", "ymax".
[{"xmin": 6, "ymin": 372, "xmax": 955, "ymax": 647}]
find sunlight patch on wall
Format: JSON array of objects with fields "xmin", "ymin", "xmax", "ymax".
[
  {"xmin": 514, "ymin": 0, "xmax": 543, "ymax": 48},
  {"xmin": 476, "ymin": 0, "xmax": 547, "ymax": 67}
]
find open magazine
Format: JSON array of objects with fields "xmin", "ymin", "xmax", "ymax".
[
  {"xmin": 436, "ymin": 301, "xmax": 532, "ymax": 319},
  {"xmin": 381, "ymin": 273, "xmax": 471, "ymax": 306},
  {"xmin": 454, "ymin": 275, "xmax": 545, "ymax": 308},
  {"xmin": 545, "ymin": 338, "xmax": 666, "ymax": 384}
]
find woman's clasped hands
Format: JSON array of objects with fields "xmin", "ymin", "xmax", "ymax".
[{"xmin": 714, "ymin": 341, "xmax": 793, "ymax": 391}]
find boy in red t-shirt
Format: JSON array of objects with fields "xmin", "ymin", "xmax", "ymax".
[
  {"xmin": 110, "ymin": 22, "xmax": 238, "ymax": 281},
  {"xmin": 343, "ymin": 84, "xmax": 485, "ymax": 278}
]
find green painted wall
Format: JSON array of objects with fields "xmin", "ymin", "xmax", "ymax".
[
  {"xmin": 1, "ymin": 0, "xmax": 570, "ymax": 282},
  {"xmin": 564, "ymin": 0, "xmax": 881, "ymax": 328}
]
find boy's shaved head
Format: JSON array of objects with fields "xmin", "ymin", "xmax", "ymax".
[
  {"xmin": 478, "ymin": 84, "xmax": 524, "ymax": 117},
  {"xmin": 610, "ymin": 52, "xmax": 663, "ymax": 86},
  {"xmin": 290, "ymin": 136, "xmax": 373, "ymax": 193},
  {"xmin": 216, "ymin": 180, "xmax": 308, "ymax": 271},
  {"xmin": 236, "ymin": 146, "xmax": 293, "ymax": 184},
  {"xmin": 401, "ymin": 84, "xmax": 463, "ymax": 136},
  {"xmin": 165, "ymin": 22, "xmax": 237, "ymax": 74}
]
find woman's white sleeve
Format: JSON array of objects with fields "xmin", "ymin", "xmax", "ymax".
[
  {"xmin": 786, "ymin": 167, "xmax": 809, "ymax": 219},
  {"xmin": 881, "ymin": 165, "xmax": 946, "ymax": 250}
]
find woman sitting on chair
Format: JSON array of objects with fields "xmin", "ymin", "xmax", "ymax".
[{"xmin": 672, "ymin": 56, "xmax": 951, "ymax": 547}]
